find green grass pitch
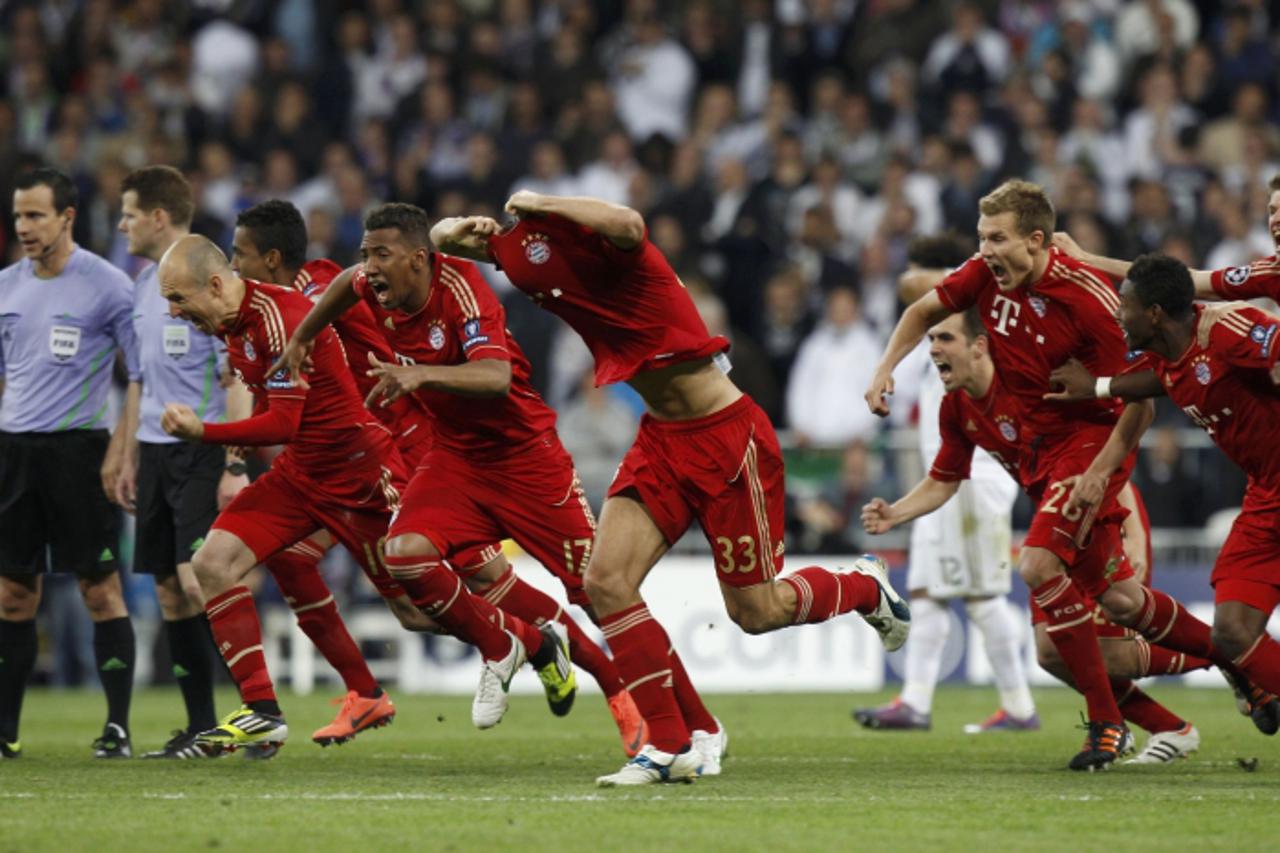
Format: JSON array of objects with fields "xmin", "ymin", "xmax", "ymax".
[{"xmin": 2, "ymin": 685, "xmax": 1275, "ymax": 851}]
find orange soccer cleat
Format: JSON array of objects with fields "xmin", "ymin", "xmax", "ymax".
[
  {"xmin": 607, "ymin": 690, "xmax": 649, "ymax": 758},
  {"xmin": 312, "ymin": 690, "xmax": 396, "ymax": 746}
]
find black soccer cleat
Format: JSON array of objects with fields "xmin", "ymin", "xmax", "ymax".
[
  {"xmin": 92, "ymin": 723, "xmax": 132, "ymax": 759},
  {"xmin": 1223, "ymin": 669, "xmax": 1280, "ymax": 735},
  {"xmin": 0, "ymin": 740, "xmax": 21, "ymax": 759},
  {"xmin": 142, "ymin": 728, "xmax": 212, "ymax": 759},
  {"xmin": 1068, "ymin": 719, "xmax": 1131, "ymax": 772}
]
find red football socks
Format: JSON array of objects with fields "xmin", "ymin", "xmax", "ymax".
[
  {"xmin": 267, "ymin": 546, "xmax": 379, "ymax": 698},
  {"xmin": 600, "ymin": 602, "xmax": 689, "ymax": 753},
  {"xmin": 1112, "ymin": 679, "xmax": 1185, "ymax": 734},
  {"xmin": 205, "ymin": 586, "xmax": 276, "ymax": 706},
  {"xmin": 482, "ymin": 566, "xmax": 624, "ymax": 697},
  {"xmin": 781, "ymin": 566, "xmax": 881, "ymax": 623},
  {"xmin": 1033, "ymin": 576, "xmax": 1121, "ymax": 723}
]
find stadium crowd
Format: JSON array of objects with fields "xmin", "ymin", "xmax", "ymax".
[{"xmin": 0, "ymin": 0, "xmax": 1273, "ymax": 552}]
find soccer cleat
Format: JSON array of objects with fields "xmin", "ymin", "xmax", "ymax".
[
  {"xmin": 142, "ymin": 729, "xmax": 211, "ymax": 759},
  {"xmin": 92, "ymin": 723, "xmax": 131, "ymax": 758},
  {"xmin": 1222, "ymin": 669, "xmax": 1280, "ymax": 736},
  {"xmin": 849, "ymin": 554, "xmax": 911, "ymax": 651},
  {"xmin": 241, "ymin": 742, "xmax": 281, "ymax": 760},
  {"xmin": 963, "ymin": 709, "xmax": 1042, "ymax": 734},
  {"xmin": 1068, "ymin": 719, "xmax": 1132, "ymax": 771},
  {"xmin": 1124, "ymin": 724, "xmax": 1200, "ymax": 764},
  {"xmin": 0, "ymin": 740, "xmax": 21, "ymax": 759},
  {"xmin": 852, "ymin": 698, "xmax": 931, "ymax": 731},
  {"xmin": 607, "ymin": 690, "xmax": 649, "ymax": 758},
  {"xmin": 691, "ymin": 718, "xmax": 729, "ymax": 777},
  {"xmin": 311, "ymin": 690, "xmax": 396, "ymax": 746},
  {"xmin": 596, "ymin": 744, "xmax": 703, "ymax": 787},
  {"xmin": 193, "ymin": 706, "xmax": 288, "ymax": 756},
  {"xmin": 531, "ymin": 622, "xmax": 577, "ymax": 717},
  {"xmin": 473, "ymin": 630, "xmax": 527, "ymax": 729}
]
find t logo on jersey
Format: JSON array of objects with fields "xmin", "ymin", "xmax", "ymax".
[
  {"xmin": 1182, "ymin": 403, "xmax": 1232, "ymax": 435},
  {"xmin": 989, "ymin": 294, "xmax": 1021, "ymax": 336}
]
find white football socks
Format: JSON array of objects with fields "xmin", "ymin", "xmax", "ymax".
[
  {"xmin": 899, "ymin": 597, "xmax": 951, "ymax": 714},
  {"xmin": 966, "ymin": 596, "xmax": 1036, "ymax": 720}
]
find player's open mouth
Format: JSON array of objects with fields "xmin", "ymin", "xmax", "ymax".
[
  {"xmin": 985, "ymin": 260, "xmax": 1007, "ymax": 281},
  {"xmin": 933, "ymin": 358, "xmax": 953, "ymax": 381},
  {"xmin": 368, "ymin": 279, "xmax": 390, "ymax": 300}
]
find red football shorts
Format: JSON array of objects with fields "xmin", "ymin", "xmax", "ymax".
[
  {"xmin": 389, "ymin": 432, "xmax": 595, "ymax": 607},
  {"xmin": 213, "ymin": 459, "xmax": 403, "ymax": 599},
  {"xmin": 608, "ymin": 394, "xmax": 784, "ymax": 588},
  {"xmin": 1022, "ymin": 430, "xmax": 1135, "ymax": 592},
  {"xmin": 1212, "ymin": 506, "xmax": 1280, "ymax": 613}
]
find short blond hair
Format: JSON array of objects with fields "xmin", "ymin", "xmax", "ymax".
[{"xmin": 978, "ymin": 179, "xmax": 1055, "ymax": 240}]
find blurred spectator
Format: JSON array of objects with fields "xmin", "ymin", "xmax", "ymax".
[
  {"xmin": 1123, "ymin": 62, "xmax": 1197, "ymax": 181},
  {"xmin": 693, "ymin": 289, "xmax": 779, "ymax": 423},
  {"xmin": 1132, "ymin": 427, "xmax": 1203, "ymax": 528},
  {"xmin": 786, "ymin": 286, "xmax": 881, "ymax": 446},
  {"xmin": 1114, "ymin": 0, "xmax": 1199, "ymax": 64},
  {"xmin": 1198, "ymin": 83, "xmax": 1279, "ymax": 175},
  {"xmin": 609, "ymin": 4, "xmax": 695, "ymax": 143},
  {"xmin": 791, "ymin": 441, "xmax": 875, "ymax": 553},
  {"xmin": 921, "ymin": 2, "xmax": 1010, "ymax": 95},
  {"xmin": 556, "ymin": 370, "xmax": 639, "ymax": 511}
]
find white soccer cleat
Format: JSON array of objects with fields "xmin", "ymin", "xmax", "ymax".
[
  {"xmin": 596, "ymin": 744, "xmax": 703, "ymax": 787},
  {"xmin": 849, "ymin": 554, "xmax": 911, "ymax": 652},
  {"xmin": 472, "ymin": 631, "xmax": 527, "ymax": 729},
  {"xmin": 1124, "ymin": 724, "xmax": 1200, "ymax": 764},
  {"xmin": 691, "ymin": 717, "xmax": 729, "ymax": 777}
]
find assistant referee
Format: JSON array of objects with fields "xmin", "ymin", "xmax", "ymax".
[{"xmin": 0, "ymin": 168, "xmax": 139, "ymax": 759}]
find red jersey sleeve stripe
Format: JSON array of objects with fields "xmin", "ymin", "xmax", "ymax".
[
  {"xmin": 440, "ymin": 265, "xmax": 480, "ymax": 318},
  {"xmin": 250, "ymin": 293, "xmax": 287, "ymax": 354},
  {"xmin": 1219, "ymin": 311, "xmax": 1255, "ymax": 337},
  {"xmin": 1060, "ymin": 268, "xmax": 1120, "ymax": 314}
]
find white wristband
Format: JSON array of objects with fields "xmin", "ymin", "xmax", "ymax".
[{"xmin": 1095, "ymin": 376, "xmax": 1113, "ymax": 399}]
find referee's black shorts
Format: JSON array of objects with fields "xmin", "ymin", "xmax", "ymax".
[
  {"xmin": 134, "ymin": 441, "xmax": 223, "ymax": 576},
  {"xmin": 0, "ymin": 430, "xmax": 121, "ymax": 576}
]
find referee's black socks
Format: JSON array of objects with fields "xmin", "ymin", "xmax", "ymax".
[
  {"xmin": 166, "ymin": 614, "xmax": 217, "ymax": 732},
  {"xmin": 93, "ymin": 616, "xmax": 135, "ymax": 733},
  {"xmin": 0, "ymin": 618, "xmax": 37, "ymax": 743}
]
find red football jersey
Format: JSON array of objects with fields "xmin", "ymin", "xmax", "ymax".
[
  {"xmin": 1210, "ymin": 255, "xmax": 1280, "ymax": 299},
  {"xmin": 1125, "ymin": 304, "xmax": 1280, "ymax": 511},
  {"xmin": 294, "ymin": 258, "xmax": 433, "ymax": 443},
  {"xmin": 929, "ymin": 373, "xmax": 1024, "ymax": 483},
  {"xmin": 934, "ymin": 248, "xmax": 1128, "ymax": 439},
  {"xmin": 487, "ymin": 214, "xmax": 729, "ymax": 386},
  {"xmin": 221, "ymin": 280, "xmax": 390, "ymax": 491},
  {"xmin": 351, "ymin": 255, "xmax": 557, "ymax": 457}
]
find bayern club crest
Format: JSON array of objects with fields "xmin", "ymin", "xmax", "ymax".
[
  {"xmin": 999, "ymin": 421, "xmax": 1017, "ymax": 442},
  {"xmin": 1194, "ymin": 359, "xmax": 1212, "ymax": 385},
  {"xmin": 1028, "ymin": 295, "xmax": 1047, "ymax": 317},
  {"xmin": 1225, "ymin": 265, "xmax": 1251, "ymax": 286},
  {"xmin": 243, "ymin": 338, "xmax": 256, "ymax": 361},
  {"xmin": 428, "ymin": 321, "xmax": 446, "ymax": 350},
  {"xmin": 525, "ymin": 239, "xmax": 551, "ymax": 264}
]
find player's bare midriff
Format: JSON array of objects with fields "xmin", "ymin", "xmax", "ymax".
[{"xmin": 627, "ymin": 357, "xmax": 742, "ymax": 421}]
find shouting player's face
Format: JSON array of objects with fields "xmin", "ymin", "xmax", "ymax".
[
  {"xmin": 361, "ymin": 227, "xmax": 426, "ymax": 311},
  {"xmin": 928, "ymin": 313, "xmax": 982, "ymax": 394},
  {"xmin": 977, "ymin": 211, "xmax": 1042, "ymax": 292},
  {"xmin": 1116, "ymin": 279, "xmax": 1155, "ymax": 351},
  {"xmin": 1268, "ymin": 190, "xmax": 1280, "ymax": 252}
]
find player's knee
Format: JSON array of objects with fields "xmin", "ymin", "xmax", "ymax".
[
  {"xmin": 1017, "ymin": 549, "xmax": 1062, "ymax": 588},
  {"xmin": 386, "ymin": 533, "xmax": 437, "ymax": 560},
  {"xmin": 78, "ymin": 574, "xmax": 126, "ymax": 619},
  {"xmin": 724, "ymin": 597, "xmax": 781, "ymax": 635},
  {"xmin": 1211, "ymin": 619, "xmax": 1255, "ymax": 660},
  {"xmin": 583, "ymin": 565, "xmax": 630, "ymax": 612}
]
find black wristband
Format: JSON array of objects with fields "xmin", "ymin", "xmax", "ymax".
[{"xmin": 225, "ymin": 461, "xmax": 248, "ymax": 476}]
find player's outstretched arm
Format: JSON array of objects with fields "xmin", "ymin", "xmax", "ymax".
[
  {"xmin": 430, "ymin": 216, "xmax": 501, "ymax": 263},
  {"xmin": 1052, "ymin": 231, "xmax": 1215, "ymax": 297},
  {"xmin": 862, "ymin": 476, "xmax": 961, "ymax": 534},
  {"xmin": 1044, "ymin": 358, "xmax": 1165, "ymax": 401},
  {"xmin": 866, "ymin": 290, "xmax": 952, "ymax": 417},
  {"xmin": 270, "ymin": 265, "xmax": 362, "ymax": 383},
  {"xmin": 505, "ymin": 190, "xmax": 645, "ymax": 250},
  {"xmin": 898, "ymin": 268, "xmax": 948, "ymax": 305},
  {"xmin": 364, "ymin": 351, "xmax": 512, "ymax": 407}
]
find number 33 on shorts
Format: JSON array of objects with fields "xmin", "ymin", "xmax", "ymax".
[{"xmin": 714, "ymin": 535, "xmax": 758, "ymax": 574}]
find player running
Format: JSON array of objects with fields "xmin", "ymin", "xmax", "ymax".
[
  {"xmin": 238, "ymin": 200, "xmax": 643, "ymax": 755},
  {"xmin": 865, "ymin": 180, "xmax": 1250, "ymax": 770},
  {"xmin": 862, "ymin": 308, "xmax": 1208, "ymax": 763},
  {"xmin": 429, "ymin": 191, "xmax": 909, "ymax": 787},
  {"xmin": 156, "ymin": 235, "xmax": 566, "ymax": 753},
  {"xmin": 1041, "ymin": 253, "xmax": 1280, "ymax": 730}
]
